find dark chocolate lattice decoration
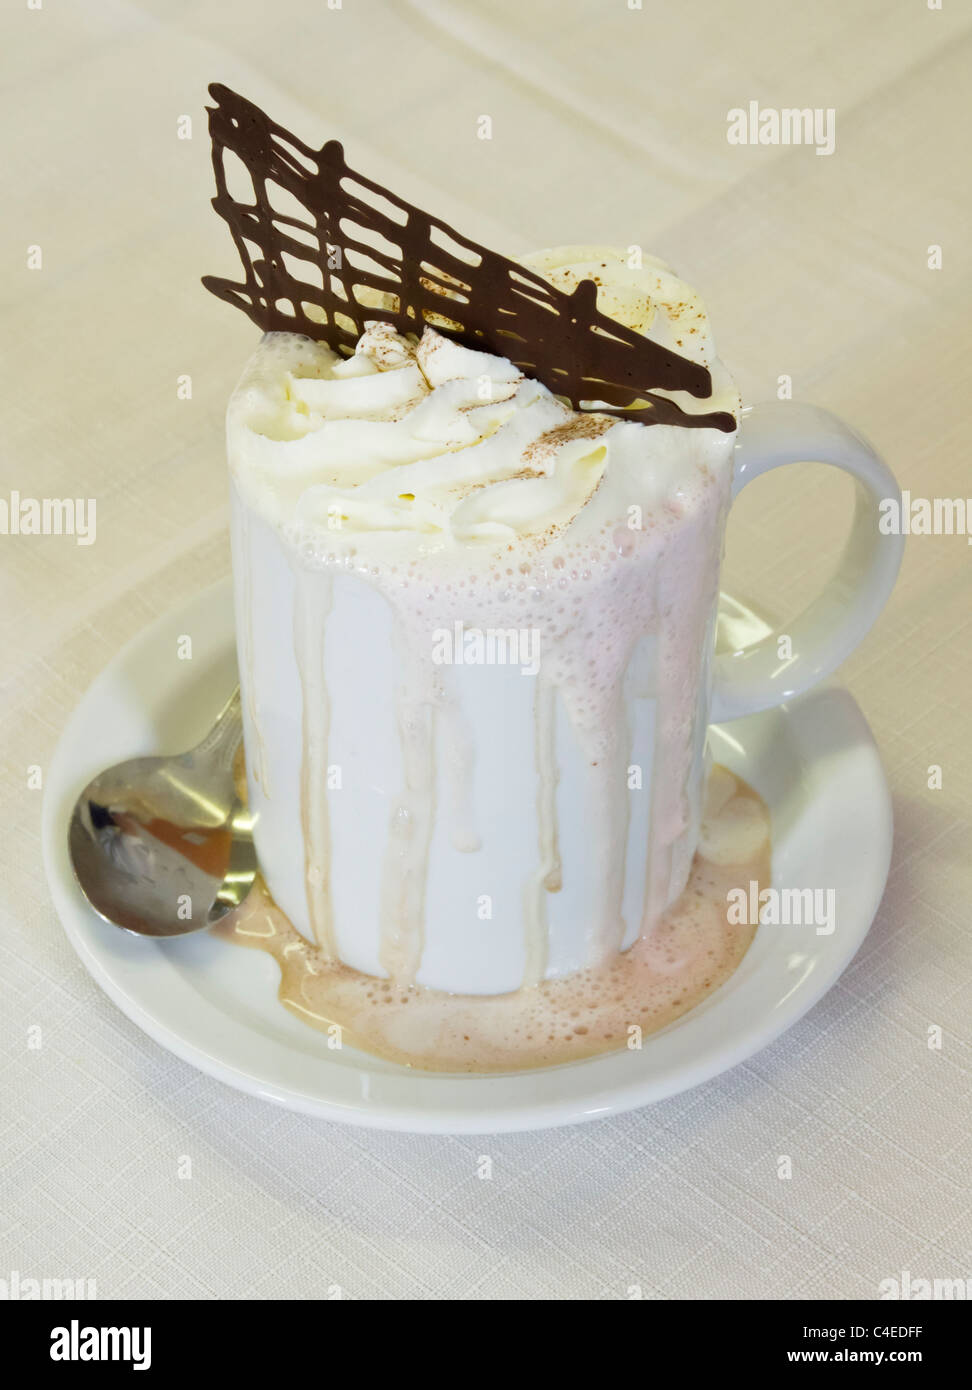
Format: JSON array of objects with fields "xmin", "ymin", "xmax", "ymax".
[{"xmin": 202, "ymin": 84, "xmax": 734, "ymax": 432}]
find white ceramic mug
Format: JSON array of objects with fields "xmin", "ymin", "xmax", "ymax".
[{"xmin": 231, "ymin": 399, "xmax": 903, "ymax": 995}]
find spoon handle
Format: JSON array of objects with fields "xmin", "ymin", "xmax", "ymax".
[{"xmin": 191, "ymin": 686, "xmax": 243, "ymax": 769}]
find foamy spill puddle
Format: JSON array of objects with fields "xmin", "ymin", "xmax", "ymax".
[{"xmin": 213, "ymin": 765, "xmax": 769, "ymax": 1073}]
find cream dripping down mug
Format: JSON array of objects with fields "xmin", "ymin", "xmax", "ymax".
[{"xmin": 227, "ymin": 246, "xmax": 904, "ymax": 996}]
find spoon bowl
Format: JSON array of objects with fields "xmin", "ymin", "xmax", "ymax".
[{"xmin": 68, "ymin": 688, "xmax": 256, "ymax": 937}]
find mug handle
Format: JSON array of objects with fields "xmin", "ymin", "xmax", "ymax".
[{"xmin": 711, "ymin": 401, "xmax": 904, "ymax": 722}]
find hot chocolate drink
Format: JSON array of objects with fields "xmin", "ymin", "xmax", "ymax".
[
  {"xmin": 204, "ymin": 87, "xmax": 904, "ymax": 1074},
  {"xmin": 217, "ymin": 763, "xmax": 769, "ymax": 1072},
  {"xmin": 226, "ymin": 247, "xmax": 741, "ymax": 1001}
]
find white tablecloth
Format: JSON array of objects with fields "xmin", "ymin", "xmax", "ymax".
[{"xmin": 2, "ymin": 0, "xmax": 969, "ymax": 1299}]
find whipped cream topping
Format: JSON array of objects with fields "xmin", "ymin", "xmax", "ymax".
[
  {"xmin": 227, "ymin": 246, "xmax": 739, "ymax": 550},
  {"xmin": 522, "ymin": 246, "xmax": 719, "ymax": 365}
]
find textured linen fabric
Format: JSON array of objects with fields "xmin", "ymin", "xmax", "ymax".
[{"xmin": 1, "ymin": 0, "xmax": 969, "ymax": 1300}]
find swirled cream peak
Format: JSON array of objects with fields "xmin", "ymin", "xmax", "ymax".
[
  {"xmin": 522, "ymin": 246, "xmax": 717, "ymax": 365},
  {"xmin": 227, "ymin": 247, "xmax": 739, "ymax": 547}
]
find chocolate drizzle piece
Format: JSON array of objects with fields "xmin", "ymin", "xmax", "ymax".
[{"xmin": 203, "ymin": 84, "xmax": 734, "ymax": 432}]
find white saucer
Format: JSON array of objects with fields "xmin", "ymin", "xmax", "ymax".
[{"xmin": 42, "ymin": 579, "xmax": 892, "ymax": 1134}]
